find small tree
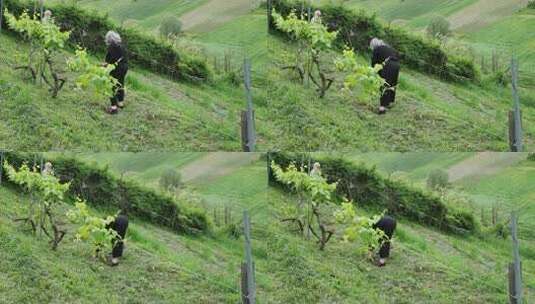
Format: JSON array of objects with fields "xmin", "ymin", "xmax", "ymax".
[
  {"xmin": 427, "ymin": 169, "xmax": 449, "ymax": 190},
  {"xmin": 67, "ymin": 48, "xmax": 118, "ymax": 101},
  {"xmin": 159, "ymin": 16, "xmax": 182, "ymax": 42},
  {"xmin": 4, "ymin": 161, "xmax": 70, "ymax": 250},
  {"xmin": 426, "ymin": 16, "xmax": 450, "ymax": 41},
  {"xmin": 272, "ymin": 161, "xmax": 337, "ymax": 250},
  {"xmin": 272, "ymin": 9, "xmax": 338, "ymax": 98},
  {"xmin": 334, "ymin": 48, "xmax": 385, "ymax": 106},
  {"xmin": 4, "ymin": 9, "xmax": 70, "ymax": 97},
  {"xmin": 159, "ymin": 168, "xmax": 182, "ymax": 193},
  {"xmin": 334, "ymin": 201, "xmax": 386, "ymax": 257},
  {"xmin": 66, "ymin": 199, "xmax": 119, "ymax": 259}
]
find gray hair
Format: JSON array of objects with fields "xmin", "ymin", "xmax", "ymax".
[
  {"xmin": 369, "ymin": 37, "xmax": 386, "ymax": 50},
  {"xmin": 105, "ymin": 31, "xmax": 122, "ymax": 46}
]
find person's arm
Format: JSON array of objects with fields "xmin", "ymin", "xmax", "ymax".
[{"xmin": 371, "ymin": 49, "xmax": 381, "ymax": 67}]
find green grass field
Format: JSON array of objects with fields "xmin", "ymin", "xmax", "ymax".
[
  {"xmin": 3, "ymin": 2, "xmax": 535, "ymax": 150},
  {"xmin": 267, "ymin": 152, "xmax": 535, "ymax": 303},
  {"xmin": 1, "ymin": 152, "xmax": 535, "ymax": 302},
  {"xmin": 0, "ymin": 153, "xmax": 277, "ymax": 303}
]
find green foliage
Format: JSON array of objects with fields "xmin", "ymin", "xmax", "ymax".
[
  {"xmin": 67, "ymin": 48, "xmax": 117, "ymax": 100},
  {"xmin": 66, "ymin": 199, "xmax": 119, "ymax": 258},
  {"xmin": 334, "ymin": 47, "xmax": 385, "ymax": 104},
  {"xmin": 426, "ymin": 16, "xmax": 451, "ymax": 40},
  {"xmin": 528, "ymin": 1, "xmax": 535, "ymax": 9},
  {"xmin": 271, "ymin": 161, "xmax": 338, "ymax": 250},
  {"xmin": 3, "ymin": 0, "xmax": 210, "ymax": 82},
  {"xmin": 426, "ymin": 169, "xmax": 449, "ymax": 190},
  {"xmin": 272, "ymin": 9, "xmax": 338, "ymax": 97},
  {"xmin": 269, "ymin": 152, "xmax": 476, "ymax": 234},
  {"xmin": 4, "ymin": 8, "xmax": 70, "ymax": 97},
  {"xmin": 159, "ymin": 168, "xmax": 182, "ymax": 193},
  {"xmin": 334, "ymin": 201, "xmax": 385, "ymax": 254},
  {"xmin": 3, "ymin": 160, "xmax": 71, "ymax": 250},
  {"xmin": 3, "ymin": 152, "xmax": 209, "ymax": 235},
  {"xmin": 3, "ymin": 9, "xmax": 70, "ymax": 50},
  {"xmin": 528, "ymin": 153, "xmax": 535, "ymax": 161},
  {"xmin": 159, "ymin": 16, "xmax": 182, "ymax": 40}
]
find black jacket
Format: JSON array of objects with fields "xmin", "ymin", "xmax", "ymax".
[
  {"xmin": 371, "ymin": 45, "xmax": 399, "ymax": 67},
  {"xmin": 106, "ymin": 44, "xmax": 128, "ymax": 73}
]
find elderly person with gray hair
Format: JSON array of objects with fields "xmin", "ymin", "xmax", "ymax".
[
  {"xmin": 370, "ymin": 38, "xmax": 400, "ymax": 115},
  {"xmin": 104, "ymin": 30, "xmax": 128, "ymax": 114}
]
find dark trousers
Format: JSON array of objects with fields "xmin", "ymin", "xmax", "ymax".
[
  {"xmin": 110, "ymin": 67, "xmax": 127, "ymax": 107},
  {"xmin": 111, "ymin": 215, "xmax": 129, "ymax": 258},
  {"xmin": 373, "ymin": 216, "xmax": 397, "ymax": 258},
  {"xmin": 379, "ymin": 60, "xmax": 400, "ymax": 107}
]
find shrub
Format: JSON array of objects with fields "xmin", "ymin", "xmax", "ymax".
[
  {"xmin": 528, "ymin": 153, "xmax": 535, "ymax": 161},
  {"xmin": 528, "ymin": 1, "xmax": 535, "ymax": 9},
  {"xmin": 159, "ymin": 16, "xmax": 182, "ymax": 40},
  {"xmin": 426, "ymin": 16, "xmax": 450, "ymax": 40},
  {"xmin": 159, "ymin": 168, "xmax": 182, "ymax": 193},
  {"xmin": 427, "ymin": 169, "xmax": 449, "ymax": 190}
]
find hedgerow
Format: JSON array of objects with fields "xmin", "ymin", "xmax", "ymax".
[
  {"xmin": 268, "ymin": 152, "xmax": 476, "ymax": 234},
  {"xmin": 2, "ymin": 0, "xmax": 211, "ymax": 82},
  {"xmin": 270, "ymin": 0, "xmax": 479, "ymax": 82},
  {"xmin": 2, "ymin": 152, "xmax": 209, "ymax": 234}
]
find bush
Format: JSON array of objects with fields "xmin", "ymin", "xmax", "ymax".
[
  {"xmin": 528, "ymin": 1, "xmax": 535, "ymax": 9},
  {"xmin": 268, "ymin": 152, "xmax": 476, "ymax": 234},
  {"xmin": 426, "ymin": 16, "xmax": 450, "ymax": 40},
  {"xmin": 159, "ymin": 168, "xmax": 182, "ymax": 192},
  {"xmin": 2, "ymin": 152, "xmax": 209, "ymax": 234},
  {"xmin": 3, "ymin": 0, "xmax": 210, "ymax": 82},
  {"xmin": 159, "ymin": 16, "xmax": 182, "ymax": 40},
  {"xmin": 270, "ymin": 0, "xmax": 478, "ymax": 82},
  {"xmin": 528, "ymin": 153, "xmax": 535, "ymax": 161},
  {"xmin": 427, "ymin": 169, "xmax": 449, "ymax": 190}
]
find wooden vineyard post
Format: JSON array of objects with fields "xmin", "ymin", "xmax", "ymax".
[
  {"xmin": 0, "ymin": 0, "xmax": 4, "ymax": 33},
  {"xmin": 509, "ymin": 56, "xmax": 523, "ymax": 152},
  {"xmin": 508, "ymin": 212, "xmax": 522, "ymax": 304},
  {"xmin": 267, "ymin": 0, "xmax": 273, "ymax": 33},
  {"xmin": 241, "ymin": 211, "xmax": 256, "ymax": 304},
  {"xmin": 39, "ymin": 0, "xmax": 44, "ymax": 19},
  {"xmin": 241, "ymin": 58, "xmax": 256, "ymax": 152},
  {"xmin": 0, "ymin": 150, "xmax": 4, "ymax": 185}
]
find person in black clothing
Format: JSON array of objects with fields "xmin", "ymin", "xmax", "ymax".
[
  {"xmin": 108, "ymin": 212, "xmax": 129, "ymax": 266},
  {"xmin": 104, "ymin": 30, "xmax": 128, "ymax": 115},
  {"xmin": 370, "ymin": 38, "xmax": 400, "ymax": 115},
  {"xmin": 372, "ymin": 215, "xmax": 397, "ymax": 267}
]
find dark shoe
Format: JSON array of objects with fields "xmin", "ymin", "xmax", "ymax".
[
  {"xmin": 106, "ymin": 106, "xmax": 118, "ymax": 115},
  {"xmin": 377, "ymin": 258, "xmax": 386, "ymax": 267}
]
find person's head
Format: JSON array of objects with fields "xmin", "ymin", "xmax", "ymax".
[
  {"xmin": 313, "ymin": 162, "xmax": 321, "ymax": 171},
  {"xmin": 369, "ymin": 37, "xmax": 386, "ymax": 50},
  {"xmin": 314, "ymin": 10, "xmax": 322, "ymax": 18},
  {"xmin": 44, "ymin": 162, "xmax": 53, "ymax": 171},
  {"xmin": 43, "ymin": 10, "xmax": 52, "ymax": 19},
  {"xmin": 105, "ymin": 31, "xmax": 122, "ymax": 46}
]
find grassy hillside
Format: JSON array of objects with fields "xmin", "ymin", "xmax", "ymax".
[
  {"xmin": 52, "ymin": 0, "xmax": 253, "ymax": 34},
  {"xmin": 0, "ymin": 153, "xmax": 277, "ymax": 303},
  {"xmin": 0, "ymin": 29, "xmax": 276, "ymax": 150},
  {"xmin": 2, "ymin": 152, "xmax": 535, "ymax": 302},
  {"xmin": 328, "ymin": 0, "xmax": 528, "ymax": 30},
  {"xmin": 267, "ymin": 152, "xmax": 535, "ymax": 303}
]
